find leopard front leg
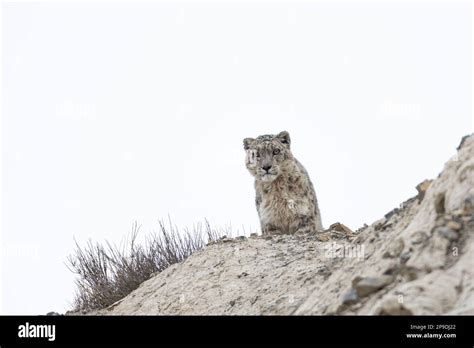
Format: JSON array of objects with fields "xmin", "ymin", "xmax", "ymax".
[
  {"xmin": 290, "ymin": 215, "xmax": 319, "ymax": 234},
  {"xmin": 261, "ymin": 223, "xmax": 283, "ymax": 236}
]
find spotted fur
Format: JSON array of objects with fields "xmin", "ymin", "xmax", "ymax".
[{"xmin": 243, "ymin": 131, "xmax": 323, "ymax": 235}]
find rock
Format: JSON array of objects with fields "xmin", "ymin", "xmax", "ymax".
[
  {"xmin": 46, "ymin": 311, "xmax": 60, "ymax": 316},
  {"xmin": 416, "ymin": 179, "xmax": 432, "ymax": 201},
  {"xmin": 355, "ymin": 224, "xmax": 369, "ymax": 233},
  {"xmin": 435, "ymin": 226, "xmax": 458, "ymax": 241},
  {"xmin": 342, "ymin": 288, "xmax": 359, "ymax": 305},
  {"xmin": 399, "ymin": 250, "xmax": 412, "ymax": 264},
  {"xmin": 354, "ymin": 275, "xmax": 394, "ymax": 297},
  {"xmin": 329, "ymin": 222, "xmax": 353, "ymax": 236},
  {"xmin": 434, "ymin": 217, "xmax": 445, "ymax": 227},
  {"xmin": 373, "ymin": 218, "xmax": 387, "ymax": 231},
  {"xmin": 351, "ymin": 276, "xmax": 363, "ymax": 287},
  {"xmin": 375, "ymin": 298, "xmax": 413, "ymax": 315},
  {"xmin": 383, "ymin": 238, "xmax": 405, "ymax": 258},
  {"xmin": 464, "ymin": 195, "xmax": 474, "ymax": 215},
  {"xmin": 317, "ymin": 265, "xmax": 331, "ymax": 278},
  {"xmin": 353, "ymin": 232, "xmax": 367, "ymax": 244},
  {"xmin": 274, "ymin": 236, "xmax": 284, "ymax": 243},
  {"xmin": 446, "ymin": 221, "xmax": 462, "ymax": 231},
  {"xmin": 399, "ymin": 197, "xmax": 414, "ymax": 210},
  {"xmin": 237, "ymin": 272, "xmax": 249, "ymax": 278},
  {"xmin": 316, "ymin": 233, "xmax": 330, "ymax": 242},
  {"xmin": 457, "ymin": 134, "xmax": 470, "ymax": 150},
  {"xmin": 434, "ymin": 193, "xmax": 446, "ymax": 215},
  {"xmin": 374, "ymin": 218, "xmax": 395, "ymax": 231},
  {"xmin": 400, "ymin": 266, "xmax": 419, "ymax": 281},
  {"xmin": 250, "ymin": 233, "xmax": 258, "ymax": 238},
  {"xmin": 410, "ymin": 231, "xmax": 429, "ymax": 245},
  {"xmin": 384, "ymin": 208, "xmax": 400, "ymax": 220},
  {"xmin": 235, "ymin": 236, "xmax": 247, "ymax": 241},
  {"xmin": 383, "ymin": 266, "xmax": 400, "ymax": 276}
]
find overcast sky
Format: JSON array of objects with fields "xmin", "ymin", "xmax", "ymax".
[{"xmin": 1, "ymin": 2, "xmax": 472, "ymax": 314}]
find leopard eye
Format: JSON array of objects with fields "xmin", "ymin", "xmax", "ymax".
[{"xmin": 273, "ymin": 148, "xmax": 280, "ymax": 155}]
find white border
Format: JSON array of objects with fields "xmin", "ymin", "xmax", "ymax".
[
  {"xmin": 0, "ymin": 0, "xmax": 4, "ymax": 315},
  {"xmin": 0, "ymin": 0, "xmax": 471, "ymax": 316},
  {"xmin": 0, "ymin": 0, "xmax": 472, "ymax": 4}
]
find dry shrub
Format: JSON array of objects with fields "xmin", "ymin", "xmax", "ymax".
[{"xmin": 67, "ymin": 220, "xmax": 224, "ymax": 312}]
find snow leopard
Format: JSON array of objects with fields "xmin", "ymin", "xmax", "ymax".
[{"xmin": 243, "ymin": 131, "xmax": 323, "ymax": 235}]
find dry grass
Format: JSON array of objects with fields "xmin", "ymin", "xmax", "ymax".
[{"xmin": 66, "ymin": 219, "xmax": 225, "ymax": 312}]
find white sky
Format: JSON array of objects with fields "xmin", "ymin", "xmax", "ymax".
[{"xmin": 1, "ymin": 2, "xmax": 472, "ymax": 314}]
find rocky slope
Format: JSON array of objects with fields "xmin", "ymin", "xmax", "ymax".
[{"xmin": 92, "ymin": 134, "xmax": 474, "ymax": 315}]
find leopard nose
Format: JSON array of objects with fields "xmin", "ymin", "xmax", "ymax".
[{"xmin": 262, "ymin": 165, "xmax": 272, "ymax": 172}]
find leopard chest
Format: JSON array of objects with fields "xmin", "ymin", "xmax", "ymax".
[{"xmin": 258, "ymin": 182, "xmax": 299, "ymax": 228}]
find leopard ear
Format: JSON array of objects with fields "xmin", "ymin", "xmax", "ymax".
[
  {"xmin": 243, "ymin": 138, "xmax": 254, "ymax": 150},
  {"xmin": 277, "ymin": 131, "xmax": 290, "ymax": 147}
]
